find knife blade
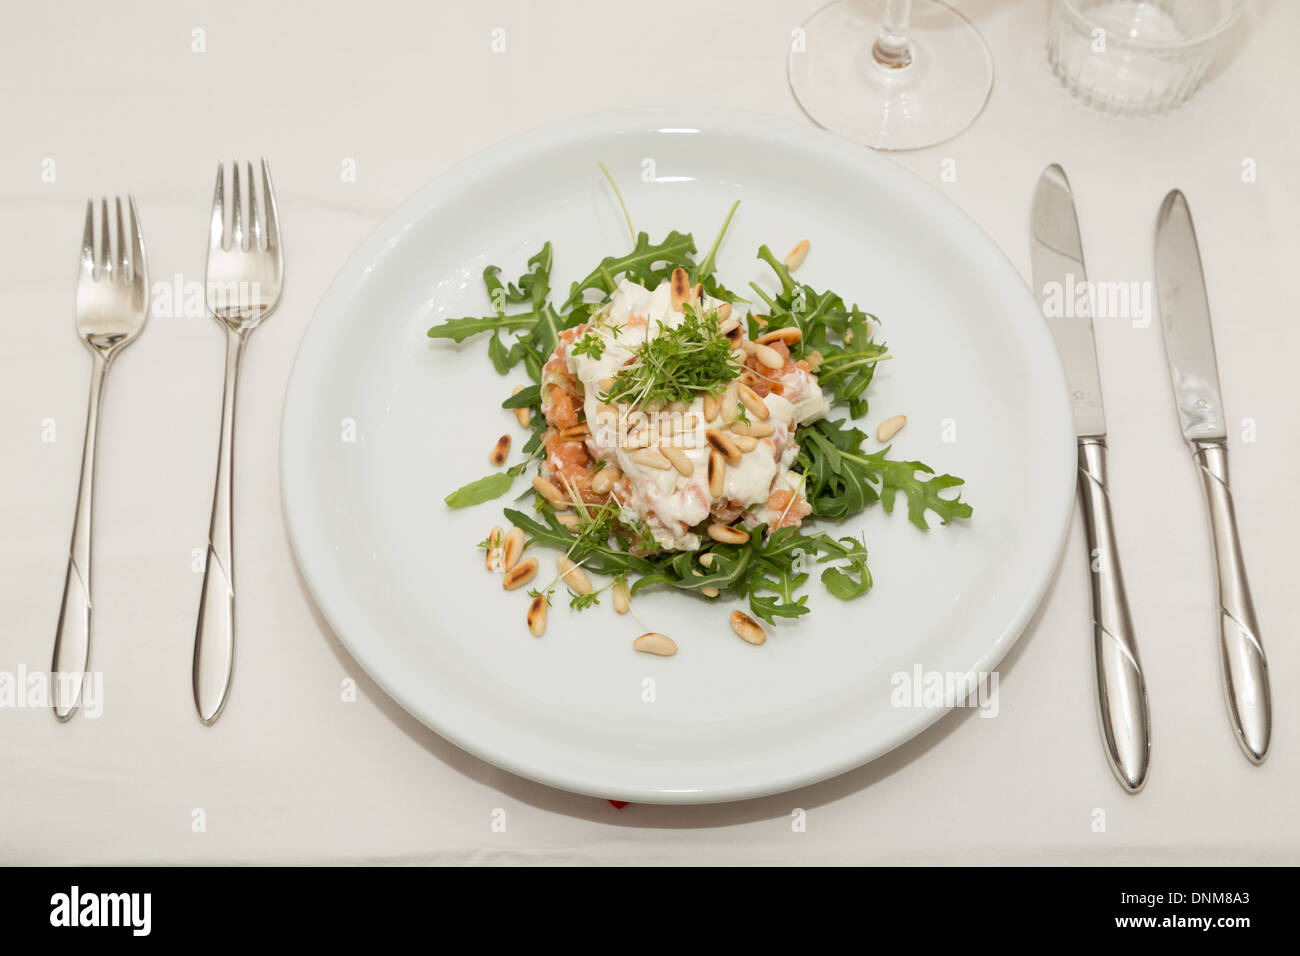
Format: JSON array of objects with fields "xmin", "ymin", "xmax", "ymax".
[
  {"xmin": 1032, "ymin": 164, "xmax": 1150, "ymax": 793},
  {"xmin": 1154, "ymin": 189, "xmax": 1271, "ymax": 763}
]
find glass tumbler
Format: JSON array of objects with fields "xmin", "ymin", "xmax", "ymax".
[{"xmin": 1047, "ymin": 0, "xmax": 1245, "ymax": 114}]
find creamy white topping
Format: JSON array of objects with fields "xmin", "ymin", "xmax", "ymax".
[{"xmin": 552, "ymin": 278, "xmax": 829, "ymax": 551}]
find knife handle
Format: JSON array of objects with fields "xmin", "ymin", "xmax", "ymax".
[
  {"xmin": 1076, "ymin": 438, "xmax": 1151, "ymax": 792},
  {"xmin": 1191, "ymin": 440, "xmax": 1271, "ymax": 763}
]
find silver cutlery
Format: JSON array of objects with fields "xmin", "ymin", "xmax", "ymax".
[
  {"xmin": 52, "ymin": 197, "xmax": 149, "ymax": 719},
  {"xmin": 1031, "ymin": 165, "xmax": 1151, "ymax": 792},
  {"xmin": 1153, "ymin": 190, "xmax": 1271, "ymax": 763},
  {"xmin": 193, "ymin": 159, "xmax": 283, "ymax": 724}
]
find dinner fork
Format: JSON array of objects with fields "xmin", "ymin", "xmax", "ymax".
[
  {"xmin": 53, "ymin": 197, "xmax": 149, "ymax": 719},
  {"xmin": 193, "ymin": 159, "xmax": 283, "ymax": 724}
]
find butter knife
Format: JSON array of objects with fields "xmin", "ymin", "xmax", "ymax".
[
  {"xmin": 1153, "ymin": 189, "xmax": 1271, "ymax": 764},
  {"xmin": 1032, "ymin": 164, "xmax": 1151, "ymax": 792}
]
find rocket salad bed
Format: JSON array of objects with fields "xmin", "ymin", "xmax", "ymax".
[{"xmin": 429, "ymin": 185, "xmax": 971, "ymax": 653}]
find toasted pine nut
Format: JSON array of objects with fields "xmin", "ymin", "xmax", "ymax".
[
  {"xmin": 503, "ymin": 526, "xmax": 525, "ymax": 570},
  {"xmin": 511, "ymin": 386, "xmax": 531, "ymax": 428},
  {"xmin": 559, "ymin": 422, "xmax": 589, "ymax": 441},
  {"xmin": 625, "ymin": 429, "xmax": 651, "ymax": 449},
  {"xmin": 757, "ymin": 326, "xmax": 802, "ymax": 347},
  {"xmin": 557, "ymin": 556, "xmax": 593, "ymax": 595},
  {"xmin": 485, "ymin": 526, "xmax": 504, "ymax": 572},
  {"xmin": 737, "ymin": 383, "xmax": 770, "ymax": 420},
  {"xmin": 556, "ymin": 513, "xmax": 581, "ymax": 532},
  {"xmin": 590, "ymin": 466, "xmax": 620, "ymax": 495},
  {"xmin": 731, "ymin": 434, "xmax": 758, "ymax": 452},
  {"xmin": 731, "ymin": 420, "xmax": 776, "ymax": 438},
  {"xmin": 612, "ymin": 580, "xmax": 630, "ymax": 614},
  {"xmin": 720, "ymin": 382, "xmax": 739, "ymax": 422},
  {"xmin": 633, "ymin": 632, "xmax": 677, "ymax": 657},
  {"xmin": 660, "ymin": 445, "xmax": 694, "ymax": 477},
  {"xmin": 706, "ymin": 428, "xmax": 743, "ymax": 464},
  {"xmin": 527, "ymin": 594, "xmax": 548, "ymax": 637},
  {"xmin": 843, "ymin": 329, "xmax": 854, "ymax": 345},
  {"xmin": 784, "ymin": 239, "xmax": 810, "ymax": 272},
  {"xmin": 715, "ymin": 302, "xmax": 732, "ymax": 322},
  {"xmin": 717, "ymin": 315, "xmax": 740, "ymax": 335},
  {"xmin": 754, "ymin": 315, "xmax": 769, "ymax": 327},
  {"xmin": 532, "ymin": 476, "xmax": 569, "ymax": 510},
  {"xmin": 752, "ymin": 342, "xmax": 785, "ymax": 369},
  {"xmin": 701, "ymin": 586, "xmax": 719, "ymax": 598},
  {"xmin": 806, "ymin": 349, "xmax": 825, "ymax": 371},
  {"xmin": 690, "ymin": 283, "xmax": 703, "ymax": 307},
  {"xmin": 877, "ymin": 414, "xmax": 907, "ymax": 442},
  {"xmin": 670, "ymin": 266, "xmax": 690, "ymax": 311},
  {"xmin": 708, "ymin": 523, "xmax": 750, "ymax": 545},
  {"xmin": 490, "ymin": 434, "xmax": 511, "ymax": 466},
  {"xmin": 730, "ymin": 610, "xmax": 766, "ymax": 645},
  {"xmin": 503, "ymin": 557, "xmax": 538, "ymax": 590},
  {"xmin": 702, "ymin": 392, "xmax": 719, "ymax": 422},
  {"xmin": 632, "ymin": 447, "xmax": 672, "ymax": 470},
  {"xmin": 708, "ymin": 450, "xmax": 725, "ymax": 498},
  {"xmin": 699, "ymin": 553, "xmax": 717, "ymax": 569},
  {"xmin": 724, "ymin": 324, "xmax": 744, "ymax": 346}
]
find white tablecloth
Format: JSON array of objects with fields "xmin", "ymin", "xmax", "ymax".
[{"xmin": 2, "ymin": 0, "xmax": 1295, "ymax": 865}]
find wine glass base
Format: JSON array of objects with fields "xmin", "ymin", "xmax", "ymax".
[{"xmin": 789, "ymin": 0, "xmax": 994, "ymax": 150}]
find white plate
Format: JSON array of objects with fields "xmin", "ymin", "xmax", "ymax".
[{"xmin": 281, "ymin": 107, "xmax": 1074, "ymax": 804}]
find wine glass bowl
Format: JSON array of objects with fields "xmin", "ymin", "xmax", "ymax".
[{"xmin": 788, "ymin": 0, "xmax": 994, "ymax": 151}]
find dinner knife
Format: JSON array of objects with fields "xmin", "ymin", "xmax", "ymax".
[
  {"xmin": 1153, "ymin": 190, "xmax": 1271, "ymax": 764},
  {"xmin": 1031, "ymin": 164, "xmax": 1151, "ymax": 792}
]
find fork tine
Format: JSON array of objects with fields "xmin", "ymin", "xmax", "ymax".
[
  {"xmin": 114, "ymin": 197, "xmax": 129, "ymax": 281},
  {"xmin": 99, "ymin": 198, "xmax": 113, "ymax": 281},
  {"xmin": 210, "ymin": 162, "xmax": 225, "ymax": 251},
  {"xmin": 80, "ymin": 200, "xmax": 95, "ymax": 279},
  {"xmin": 245, "ymin": 161, "xmax": 262, "ymax": 250},
  {"xmin": 261, "ymin": 158, "xmax": 280, "ymax": 252},
  {"xmin": 230, "ymin": 160, "xmax": 244, "ymax": 250},
  {"xmin": 129, "ymin": 195, "xmax": 146, "ymax": 286}
]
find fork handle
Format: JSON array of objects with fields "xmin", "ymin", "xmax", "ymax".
[
  {"xmin": 193, "ymin": 325, "xmax": 244, "ymax": 724},
  {"xmin": 52, "ymin": 351, "xmax": 109, "ymax": 720},
  {"xmin": 1192, "ymin": 440, "xmax": 1271, "ymax": 762}
]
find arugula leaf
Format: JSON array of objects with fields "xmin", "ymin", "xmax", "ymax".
[
  {"xmin": 487, "ymin": 333, "xmax": 510, "ymax": 374},
  {"xmin": 501, "ymin": 384, "xmax": 540, "ymax": 409},
  {"xmin": 797, "ymin": 418, "xmax": 972, "ymax": 529},
  {"xmin": 561, "ymin": 231, "xmax": 697, "ymax": 308},
  {"xmin": 871, "ymin": 452, "xmax": 974, "ymax": 529},
  {"xmin": 690, "ymin": 200, "xmax": 740, "ymax": 286},
  {"xmin": 821, "ymin": 547, "xmax": 873, "ymax": 600},
  {"xmin": 426, "ymin": 311, "xmax": 546, "ymax": 343},
  {"xmin": 445, "ymin": 462, "xmax": 527, "ymax": 509},
  {"xmin": 752, "ymin": 245, "xmax": 888, "ymax": 418}
]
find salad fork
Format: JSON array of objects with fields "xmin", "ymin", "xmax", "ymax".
[
  {"xmin": 193, "ymin": 159, "xmax": 283, "ymax": 724},
  {"xmin": 53, "ymin": 197, "xmax": 149, "ymax": 719}
]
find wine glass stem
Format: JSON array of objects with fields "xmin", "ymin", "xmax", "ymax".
[{"xmin": 872, "ymin": 0, "xmax": 913, "ymax": 68}]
